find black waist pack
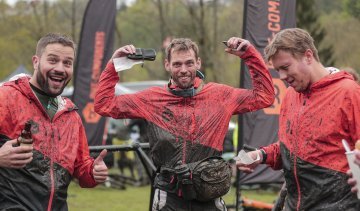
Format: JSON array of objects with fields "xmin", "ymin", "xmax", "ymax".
[
  {"xmin": 155, "ymin": 157, "xmax": 232, "ymax": 202},
  {"xmin": 188, "ymin": 156, "xmax": 232, "ymax": 202},
  {"xmin": 127, "ymin": 48, "xmax": 156, "ymax": 61}
]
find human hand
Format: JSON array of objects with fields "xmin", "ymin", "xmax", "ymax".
[
  {"xmin": 0, "ymin": 139, "xmax": 33, "ymax": 168},
  {"xmin": 223, "ymin": 37, "xmax": 251, "ymax": 57},
  {"xmin": 347, "ymin": 169, "xmax": 358, "ymax": 194},
  {"xmin": 111, "ymin": 44, "xmax": 137, "ymax": 60},
  {"xmin": 235, "ymin": 150, "xmax": 262, "ymax": 173},
  {"xmin": 92, "ymin": 149, "xmax": 109, "ymax": 184}
]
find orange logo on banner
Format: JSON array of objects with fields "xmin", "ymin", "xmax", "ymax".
[
  {"xmin": 264, "ymin": 78, "xmax": 287, "ymax": 115},
  {"xmin": 83, "ymin": 102, "xmax": 101, "ymax": 123}
]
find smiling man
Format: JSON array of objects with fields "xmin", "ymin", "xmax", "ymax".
[
  {"xmin": 95, "ymin": 37, "xmax": 275, "ymax": 210},
  {"xmin": 236, "ymin": 28, "xmax": 360, "ymax": 210},
  {"xmin": 0, "ymin": 33, "xmax": 108, "ymax": 210}
]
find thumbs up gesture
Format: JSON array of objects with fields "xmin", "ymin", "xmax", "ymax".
[{"xmin": 92, "ymin": 149, "xmax": 109, "ymax": 184}]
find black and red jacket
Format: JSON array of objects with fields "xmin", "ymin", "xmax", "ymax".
[
  {"xmin": 0, "ymin": 77, "xmax": 97, "ymax": 211},
  {"xmin": 95, "ymin": 46, "xmax": 274, "ymax": 170},
  {"xmin": 264, "ymin": 71, "xmax": 360, "ymax": 210}
]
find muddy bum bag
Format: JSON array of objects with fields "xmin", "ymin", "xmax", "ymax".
[{"xmin": 155, "ymin": 156, "xmax": 232, "ymax": 202}]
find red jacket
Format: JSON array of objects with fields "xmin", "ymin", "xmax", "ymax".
[
  {"xmin": 263, "ymin": 71, "xmax": 360, "ymax": 210},
  {"xmin": 0, "ymin": 77, "xmax": 96, "ymax": 211},
  {"xmin": 95, "ymin": 46, "xmax": 274, "ymax": 168}
]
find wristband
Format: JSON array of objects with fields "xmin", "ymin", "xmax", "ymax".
[{"xmin": 260, "ymin": 149, "xmax": 267, "ymax": 164}]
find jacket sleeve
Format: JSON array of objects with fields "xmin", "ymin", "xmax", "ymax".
[
  {"xmin": 72, "ymin": 121, "xmax": 97, "ymax": 188},
  {"xmin": 343, "ymin": 82, "xmax": 360, "ymax": 147},
  {"xmin": 94, "ymin": 61, "xmax": 150, "ymax": 119},
  {"xmin": 262, "ymin": 141, "xmax": 283, "ymax": 170},
  {"xmin": 0, "ymin": 87, "xmax": 16, "ymax": 140},
  {"xmin": 232, "ymin": 45, "xmax": 275, "ymax": 113}
]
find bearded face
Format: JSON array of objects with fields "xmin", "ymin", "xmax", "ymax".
[
  {"xmin": 35, "ymin": 64, "xmax": 70, "ymax": 97},
  {"xmin": 165, "ymin": 49, "xmax": 201, "ymax": 89},
  {"xmin": 31, "ymin": 43, "xmax": 74, "ymax": 97}
]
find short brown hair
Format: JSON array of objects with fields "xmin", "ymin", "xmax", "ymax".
[
  {"xmin": 165, "ymin": 38, "xmax": 199, "ymax": 61},
  {"xmin": 36, "ymin": 33, "xmax": 76, "ymax": 57},
  {"xmin": 264, "ymin": 28, "xmax": 319, "ymax": 62}
]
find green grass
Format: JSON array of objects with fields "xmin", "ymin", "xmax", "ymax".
[
  {"xmin": 68, "ymin": 182, "xmax": 151, "ymax": 210},
  {"xmin": 68, "ymin": 180, "xmax": 278, "ymax": 211}
]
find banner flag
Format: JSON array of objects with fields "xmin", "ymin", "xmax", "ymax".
[
  {"xmin": 239, "ymin": 0, "xmax": 296, "ymax": 184},
  {"xmin": 72, "ymin": 0, "xmax": 116, "ymax": 146}
]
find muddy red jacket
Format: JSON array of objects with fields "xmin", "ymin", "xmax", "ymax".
[
  {"xmin": 0, "ymin": 77, "xmax": 97, "ymax": 211},
  {"xmin": 263, "ymin": 71, "xmax": 360, "ymax": 210},
  {"xmin": 95, "ymin": 46, "xmax": 274, "ymax": 169}
]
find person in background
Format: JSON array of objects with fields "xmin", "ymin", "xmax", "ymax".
[
  {"xmin": 236, "ymin": 28, "xmax": 360, "ymax": 210},
  {"xmin": 0, "ymin": 33, "xmax": 108, "ymax": 210},
  {"xmin": 94, "ymin": 37, "xmax": 274, "ymax": 210}
]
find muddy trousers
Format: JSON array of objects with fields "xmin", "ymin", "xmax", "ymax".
[{"xmin": 152, "ymin": 189, "xmax": 227, "ymax": 211}]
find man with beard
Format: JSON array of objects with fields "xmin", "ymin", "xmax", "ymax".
[
  {"xmin": 236, "ymin": 28, "xmax": 360, "ymax": 210},
  {"xmin": 94, "ymin": 37, "xmax": 275, "ymax": 210},
  {"xmin": 0, "ymin": 33, "xmax": 108, "ymax": 210}
]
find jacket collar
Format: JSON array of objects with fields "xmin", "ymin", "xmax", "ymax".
[{"xmin": 3, "ymin": 76, "xmax": 77, "ymax": 111}]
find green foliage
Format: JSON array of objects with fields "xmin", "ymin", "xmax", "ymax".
[
  {"xmin": 296, "ymin": 0, "xmax": 335, "ymax": 67},
  {"xmin": 0, "ymin": 0, "xmax": 360, "ymax": 83},
  {"xmin": 344, "ymin": 0, "xmax": 360, "ymax": 20},
  {"xmin": 116, "ymin": 0, "xmax": 243, "ymax": 86},
  {"xmin": 0, "ymin": 0, "xmax": 88, "ymax": 80},
  {"xmin": 319, "ymin": 12, "xmax": 360, "ymax": 72}
]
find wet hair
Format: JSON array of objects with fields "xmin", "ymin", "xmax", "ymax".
[
  {"xmin": 165, "ymin": 38, "xmax": 199, "ymax": 61},
  {"xmin": 264, "ymin": 28, "xmax": 319, "ymax": 62},
  {"xmin": 35, "ymin": 33, "xmax": 76, "ymax": 57}
]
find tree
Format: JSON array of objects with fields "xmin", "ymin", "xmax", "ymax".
[
  {"xmin": 0, "ymin": 0, "xmax": 88, "ymax": 80},
  {"xmin": 344, "ymin": 0, "xmax": 360, "ymax": 20},
  {"xmin": 296, "ymin": 0, "xmax": 335, "ymax": 67}
]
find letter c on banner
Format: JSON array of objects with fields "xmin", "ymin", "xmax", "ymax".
[{"xmin": 264, "ymin": 78, "xmax": 287, "ymax": 115}]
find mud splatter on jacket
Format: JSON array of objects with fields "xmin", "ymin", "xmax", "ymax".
[
  {"xmin": 263, "ymin": 71, "xmax": 360, "ymax": 211},
  {"xmin": 0, "ymin": 77, "xmax": 97, "ymax": 211},
  {"xmin": 95, "ymin": 46, "xmax": 274, "ymax": 169}
]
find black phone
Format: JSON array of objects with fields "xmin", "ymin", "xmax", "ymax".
[
  {"xmin": 222, "ymin": 41, "xmax": 229, "ymax": 47},
  {"xmin": 222, "ymin": 40, "xmax": 246, "ymax": 51},
  {"xmin": 127, "ymin": 48, "xmax": 156, "ymax": 61}
]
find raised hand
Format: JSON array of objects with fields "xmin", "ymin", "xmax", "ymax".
[
  {"xmin": 223, "ymin": 37, "xmax": 251, "ymax": 57},
  {"xmin": 111, "ymin": 44, "xmax": 137, "ymax": 60}
]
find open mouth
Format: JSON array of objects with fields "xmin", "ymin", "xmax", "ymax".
[{"xmin": 49, "ymin": 75, "xmax": 65, "ymax": 87}]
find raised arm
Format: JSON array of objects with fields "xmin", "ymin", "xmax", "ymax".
[
  {"xmin": 94, "ymin": 45, "xmax": 137, "ymax": 118},
  {"xmin": 224, "ymin": 37, "xmax": 275, "ymax": 113}
]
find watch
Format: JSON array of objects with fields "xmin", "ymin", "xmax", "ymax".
[{"xmin": 260, "ymin": 149, "xmax": 267, "ymax": 164}]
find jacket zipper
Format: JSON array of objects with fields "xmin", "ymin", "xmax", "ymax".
[
  {"xmin": 47, "ymin": 126, "xmax": 56, "ymax": 211},
  {"xmin": 182, "ymin": 98, "xmax": 188, "ymax": 163},
  {"xmin": 294, "ymin": 97, "xmax": 307, "ymax": 211},
  {"xmin": 294, "ymin": 156, "xmax": 301, "ymax": 211},
  {"xmin": 33, "ymin": 97, "xmax": 57, "ymax": 211}
]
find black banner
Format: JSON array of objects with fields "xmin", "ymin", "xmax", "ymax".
[
  {"xmin": 72, "ymin": 0, "xmax": 116, "ymax": 146},
  {"xmin": 239, "ymin": 0, "xmax": 296, "ymax": 184}
]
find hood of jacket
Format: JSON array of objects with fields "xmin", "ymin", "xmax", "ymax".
[{"xmin": 2, "ymin": 75, "xmax": 77, "ymax": 112}]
